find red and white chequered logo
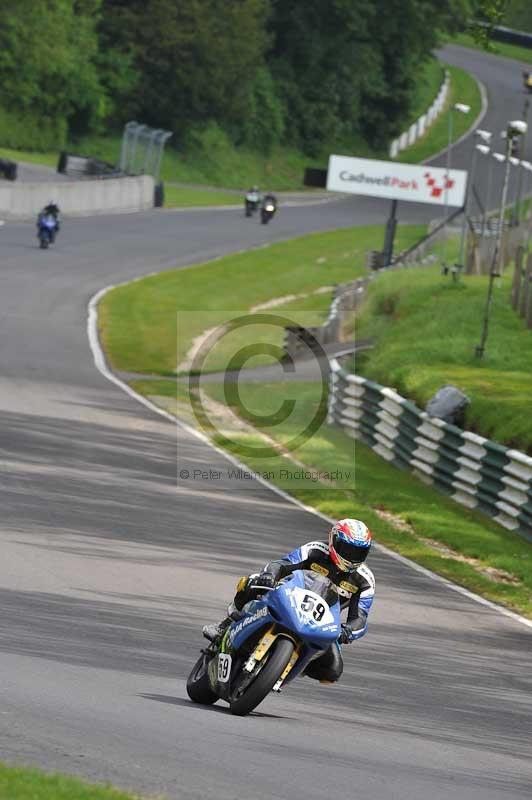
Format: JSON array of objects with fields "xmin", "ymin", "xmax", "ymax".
[{"xmin": 424, "ymin": 171, "xmax": 455, "ymax": 198}]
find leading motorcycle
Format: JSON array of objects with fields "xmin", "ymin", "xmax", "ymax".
[
  {"xmin": 37, "ymin": 213, "xmax": 58, "ymax": 249},
  {"xmin": 186, "ymin": 569, "xmax": 341, "ymax": 716}
]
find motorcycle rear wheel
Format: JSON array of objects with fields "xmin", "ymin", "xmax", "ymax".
[
  {"xmin": 229, "ymin": 637, "xmax": 294, "ymax": 716},
  {"xmin": 186, "ymin": 652, "xmax": 217, "ymax": 705}
]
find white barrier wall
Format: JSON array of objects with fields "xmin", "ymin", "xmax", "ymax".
[
  {"xmin": 0, "ymin": 175, "xmax": 155, "ymax": 219},
  {"xmin": 389, "ymin": 70, "xmax": 450, "ymax": 158}
]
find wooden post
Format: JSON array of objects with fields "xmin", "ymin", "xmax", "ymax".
[
  {"xmin": 519, "ymin": 256, "xmax": 532, "ymax": 320},
  {"xmin": 512, "ymin": 246, "xmax": 524, "ymax": 310}
]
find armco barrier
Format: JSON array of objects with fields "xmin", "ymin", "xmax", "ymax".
[
  {"xmin": 0, "ymin": 174, "xmax": 155, "ymax": 219},
  {"xmin": 328, "ymin": 359, "xmax": 532, "ymax": 540}
]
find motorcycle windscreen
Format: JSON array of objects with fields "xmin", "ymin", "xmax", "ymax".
[{"xmin": 269, "ymin": 570, "xmax": 341, "ymax": 645}]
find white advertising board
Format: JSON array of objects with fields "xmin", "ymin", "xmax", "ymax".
[{"xmin": 327, "ymin": 155, "xmax": 467, "ymax": 207}]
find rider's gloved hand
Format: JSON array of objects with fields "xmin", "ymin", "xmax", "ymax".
[
  {"xmin": 251, "ymin": 572, "xmax": 276, "ymax": 590},
  {"xmin": 339, "ymin": 624, "xmax": 353, "ymax": 644}
]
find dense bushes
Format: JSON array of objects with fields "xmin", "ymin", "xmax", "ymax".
[{"xmin": 0, "ymin": 0, "xmax": 489, "ymax": 157}]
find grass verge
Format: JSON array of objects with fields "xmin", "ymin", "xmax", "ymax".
[
  {"xmin": 349, "ymin": 261, "xmax": 532, "ymax": 453},
  {"xmin": 447, "ymin": 32, "xmax": 532, "ymax": 66},
  {"xmin": 163, "ymin": 185, "xmax": 240, "ymax": 208},
  {"xmin": 406, "ymin": 59, "xmax": 445, "ymax": 128},
  {"xmin": 98, "ymin": 225, "xmax": 425, "ymax": 375},
  {"xmin": 396, "ymin": 64, "xmax": 482, "ymax": 164},
  {"xmin": 0, "ymin": 761, "xmax": 146, "ymax": 800}
]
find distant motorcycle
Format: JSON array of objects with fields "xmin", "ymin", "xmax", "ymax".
[
  {"xmin": 245, "ymin": 189, "xmax": 261, "ymax": 217},
  {"xmin": 37, "ymin": 213, "xmax": 58, "ymax": 249},
  {"xmin": 261, "ymin": 194, "xmax": 277, "ymax": 225}
]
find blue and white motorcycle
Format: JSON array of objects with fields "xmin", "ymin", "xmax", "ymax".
[
  {"xmin": 187, "ymin": 569, "xmax": 341, "ymax": 716},
  {"xmin": 37, "ymin": 213, "xmax": 58, "ymax": 249}
]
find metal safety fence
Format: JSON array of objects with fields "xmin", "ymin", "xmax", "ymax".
[{"xmin": 328, "ymin": 359, "xmax": 532, "ymax": 540}]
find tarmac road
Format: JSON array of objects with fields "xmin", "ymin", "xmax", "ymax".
[{"xmin": 1, "ymin": 45, "xmax": 532, "ymax": 800}]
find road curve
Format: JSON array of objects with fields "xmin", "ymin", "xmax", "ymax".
[{"xmin": 1, "ymin": 45, "xmax": 532, "ymax": 800}]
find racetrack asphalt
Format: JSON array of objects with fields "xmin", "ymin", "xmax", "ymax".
[{"xmin": 1, "ymin": 45, "xmax": 532, "ymax": 800}]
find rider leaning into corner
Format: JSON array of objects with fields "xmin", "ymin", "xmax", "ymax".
[{"xmin": 203, "ymin": 518, "xmax": 375, "ymax": 684}]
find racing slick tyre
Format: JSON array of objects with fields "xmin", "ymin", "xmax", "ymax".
[
  {"xmin": 186, "ymin": 653, "xmax": 217, "ymax": 705},
  {"xmin": 229, "ymin": 637, "xmax": 294, "ymax": 716}
]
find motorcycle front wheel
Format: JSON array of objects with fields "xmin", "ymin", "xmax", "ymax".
[
  {"xmin": 229, "ymin": 637, "xmax": 294, "ymax": 716},
  {"xmin": 186, "ymin": 652, "xmax": 218, "ymax": 705},
  {"xmin": 39, "ymin": 236, "xmax": 49, "ymax": 249}
]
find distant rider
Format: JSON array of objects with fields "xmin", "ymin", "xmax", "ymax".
[
  {"xmin": 203, "ymin": 518, "xmax": 375, "ymax": 684},
  {"xmin": 38, "ymin": 201, "xmax": 61, "ymax": 241},
  {"xmin": 261, "ymin": 192, "xmax": 277, "ymax": 210},
  {"xmin": 246, "ymin": 186, "xmax": 260, "ymax": 203}
]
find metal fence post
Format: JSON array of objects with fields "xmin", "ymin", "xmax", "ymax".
[
  {"xmin": 527, "ymin": 254, "xmax": 532, "ymax": 328},
  {"xmin": 512, "ymin": 246, "xmax": 524, "ymax": 310},
  {"xmin": 519, "ymin": 255, "xmax": 532, "ymax": 319}
]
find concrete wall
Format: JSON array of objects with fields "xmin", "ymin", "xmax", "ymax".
[{"xmin": 0, "ymin": 175, "xmax": 154, "ymax": 219}]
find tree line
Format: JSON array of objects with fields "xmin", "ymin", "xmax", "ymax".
[{"xmin": 0, "ymin": 1, "xmax": 497, "ymax": 155}]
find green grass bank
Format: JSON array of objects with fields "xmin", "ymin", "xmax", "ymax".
[
  {"xmin": 350, "ymin": 263, "xmax": 532, "ymax": 453},
  {"xmin": 396, "ymin": 64, "xmax": 482, "ymax": 164},
  {"xmin": 0, "ymin": 762, "xmax": 146, "ymax": 800},
  {"xmin": 99, "ymin": 225, "xmax": 424, "ymax": 376}
]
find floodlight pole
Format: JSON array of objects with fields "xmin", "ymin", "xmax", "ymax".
[
  {"xmin": 475, "ymin": 135, "xmax": 513, "ymax": 358},
  {"xmin": 512, "ymin": 96, "xmax": 530, "ymax": 226}
]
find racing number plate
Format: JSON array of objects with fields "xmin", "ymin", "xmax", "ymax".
[{"xmin": 218, "ymin": 653, "xmax": 232, "ymax": 683}]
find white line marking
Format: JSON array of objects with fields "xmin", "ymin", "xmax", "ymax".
[{"xmin": 88, "ymin": 281, "xmax": 532, "ymax": 632}]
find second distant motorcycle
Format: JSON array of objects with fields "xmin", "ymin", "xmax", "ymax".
[
  {"xmin": 261, "ymin": 194, "xmax": 277, "ymax": 225},
  {"xmin": 244, "ymin": 187, "xmax": 261, "ymax": 217}
]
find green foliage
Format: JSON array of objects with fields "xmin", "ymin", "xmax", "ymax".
[
  {"xmin": 0, "ymin": 0, "xmax": 477, "ymax": 160},
  {"xmin": 0, "ymin": 0, "xmax": 107, "ymax": 143},
  {"xmin": 0, "ymin": 107, "xmax": 67, "ymax": 151},
  {"xmin": 240, "ymin": 68, "xmax": 285, "ymax": 153},
  {"xmin": 505, "ymin": 0, "xmax": 532, "ymax": 32},
  {"xmin": 266, "ymin": 0, "xmax": 473, "ymax": 155},
  {"xmin": 470, "ymin": 0, "xmax": 509, "ymax": 48},
  {"xmin": 99, "ymin": 0, "xmax": 270, "ymax": 138}
]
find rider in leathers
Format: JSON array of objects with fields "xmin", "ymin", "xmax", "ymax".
[{"xmin": 203, "ymin": 519, "xmax": 375, "ymax": 683}]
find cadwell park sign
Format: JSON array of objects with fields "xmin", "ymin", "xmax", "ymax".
[{"xmin": 326, "ymin": 155, "xmax": 467, "ymax": 207}]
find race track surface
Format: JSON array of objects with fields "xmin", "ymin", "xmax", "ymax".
[{"xmin": 1, "ymin": 45, "xmax": 531, "ymax": 800}]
